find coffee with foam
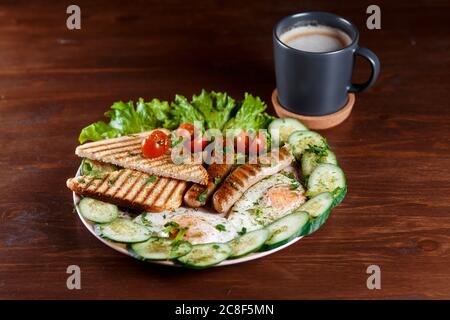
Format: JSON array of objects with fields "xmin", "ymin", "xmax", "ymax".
[{"xmin": 280, "ymin": 25, "xmax": 352, "ymax": 53}]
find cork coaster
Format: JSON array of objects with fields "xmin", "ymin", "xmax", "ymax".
[{"xmin": 272, "ymin": 89, "xmax": 355, "ymax": 130}]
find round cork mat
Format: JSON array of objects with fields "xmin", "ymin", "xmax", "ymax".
[{"xmin": 272, "ymin": 89, "xmax": 355, "ymax": 130}]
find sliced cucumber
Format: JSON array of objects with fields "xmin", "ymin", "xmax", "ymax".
[
  {"xmin": 229, "ymin": 229, "xmax": 270, "ymax": 259},
  {"xmin": 301, "ymin": 149, "xmax": 337, "ymax": 177},
  {"xmin": 299, "ymin": 192, "xmax": 333, "ymax": 218},
  {"xmin": 295, "ymin": 193, "xmax": 337, "ymax": 236},
  {"xmin": 269, "ymin": 118, "xmax": 308, "ymax": 146},
  {"xmin": 333, "ymin": 185, "xmax": 347, "ymax": 207},
  {"xmin": 78, "ymin": 197, "xmax": 118, "ymax": 223},
  {"xmin": 176, "ymin": 243, "xmax": 232, "ymax": 269},
  {"xmin": 81, "ymin": 158, "xmax": 118, "ymax": 176},
  {"xmin": 307, "ymin": 163, "xmax": 347, "ymax": 206},
  {"xmin": 96, "ymin": 218, "xmax": 151, "ymax": 243},
  {"xmin": 130, "ymin": 238, "xmax": 192, "ymax": 260},
  {"xmin": 287, "ymin": 131, "xmax": 328, "ymax": 160},
  {"xmin": 264, "ymin": 211, "xmax": 309, "ymax": 250}
]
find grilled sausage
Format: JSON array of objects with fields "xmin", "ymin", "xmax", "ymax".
[
  {"xmin": 212, "ymin": 147, "xmax": 294, "ymax": 214},
  {"xmin": 183, "ymin": 162, "xmax": 234, "ymax": 208}
]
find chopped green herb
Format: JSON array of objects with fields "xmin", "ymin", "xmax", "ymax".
[
  {"xmin": 164, "ymin": 221, "xmax": 180, "ymax": 228},
  {"xmin": 290, "ymin": 181, "xmax": 300, "ymax": 190},
  {"xmin": 171, "ymin": 239, "xmax": 189, "ymax": 250},
  {"xmin": 212, "ymin": 244, "xmax": 220, "ymax": 249},
  {"xmin": 173, "ymin": 228, "xmax": 187, "ymax": 241},
  {"xmin": 281, "ymin": 171, "xmax": 295, "ymax": 179},
  {"xmin": 84, "ymin": 161, "xmax": 93, "ymax": 173},
  {"xmin": 238, "ymin": 227, "xmax": 247, "ymax": 236},
  {"xmin": 213, "ymin": 177, "xmax": 221, "ymax": 187},
  {"xmin": 107, "ymin": 176, "xmax": 118, "ymax": 185},
  {"xmin": 92, "ymin": 172, "xmax": 107, "ymax": 180},
  {"xmin": 163, "ymin": 221, "xmax": 181, "ymax": 235},
  {"xmin": 145, "ymin": 176, "xmax": 158, "ymax": 184},
  {"xmin": 140, "ymin": 213, "xmax": 152, "ymax": 227},
  {"xmin": 249, "ymin": 208, "xmax": 263, "ymax": 217},
  {"xmin": 306, "ymin": 144, "xmax": 329, "ymax": 158},
  {"xmin": 171, "ymin": 135, "xmax": 184, "ymax": 148},
  {"xmin": 215, "ymin": 224, "xmax": 226, "ymax": 232},
  {"xmin": 196, "ymin": 189, "xmax": 208, "ymax": 202}
]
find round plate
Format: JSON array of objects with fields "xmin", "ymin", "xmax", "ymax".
[{"xmin": 72, "ymin": 165, "xmax": 303, "ymax": 267}]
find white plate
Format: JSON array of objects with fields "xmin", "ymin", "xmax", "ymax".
[{"xmin": 72, "ymin": 165, "xmax": 303, "ymax": 267}]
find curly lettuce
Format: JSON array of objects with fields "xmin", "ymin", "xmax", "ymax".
[
  {"xmin": 170, "ymin": 94, "xmax": 204, "ymax": 127},
  {"xmin": 223, "ymin": 93, "xmax": 274, "ymax": 132},
  {"xmin": 191, "ymin": 90, "xmax": 236, "ymax": 130},
  {"xmin": 78, "ymin": 90, "xmax": 274, "ymax": 144},
  {"xmin": 79, "ymin": 99, "xmax": 172, "ymax": 143}
]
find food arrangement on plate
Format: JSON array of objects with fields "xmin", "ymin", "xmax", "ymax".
[{"xmin": 67, "ymin": 90, "xmax": 347, "ymax": 269}]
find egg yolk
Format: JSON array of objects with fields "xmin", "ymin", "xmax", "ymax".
[
  {"xmin": 172, "ymin": 215, "xmax": 216, "ymax": 243},
  {"xmin": 265, "ymin": 185, "xmax": 304, "ymax": 209}
]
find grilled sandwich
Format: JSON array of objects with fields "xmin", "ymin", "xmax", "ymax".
[
  {"xmin": 67, "ymin": 168, "xmax": 187, "ymax": 212},
  {"xmin": 75, "ymin": 131, "xmax": 208, "ymax": 185}
]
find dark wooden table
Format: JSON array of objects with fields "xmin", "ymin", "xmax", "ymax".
[{"xmin": 1, "ymin": 0, "xmax": 449, "ymax": 300}]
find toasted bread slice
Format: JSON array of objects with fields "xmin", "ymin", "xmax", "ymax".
[
  {"xmin": 75, "ymin": 131, "xmax": 208, "ymax": 185},
  {"xmin": 67, "ymin": 169, "xmax": 187, "ymax": 212}
]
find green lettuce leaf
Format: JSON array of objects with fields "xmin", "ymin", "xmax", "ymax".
[
  {"xmin": 170, "ymin": 94, "xmax": 204, "ymax": 127},
  {"xmin": 191, "ymin": 90, "xmax": 236, "ymax": 130},
  {"xmin": 223, "ymin": 93, "xmax": 274, "ymax": 133},
  {"xmin": 78, "ymin": 98, "xmax": 173, "ymax": 143},
  {"xmin": 145, "ymin": 98, "xmax": 177, "ymax": 129},
  {"xmin": 78, "ymin": 91, "xmax": 275, "ymax": 144},
  {"xmin": 79, "ymin": 121, "xmax": 121, "ymax": 144}
]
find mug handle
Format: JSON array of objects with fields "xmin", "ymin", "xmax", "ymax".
[{"xmin": 349, "ymin": 47, "xmax": 380, "ymax": 93}]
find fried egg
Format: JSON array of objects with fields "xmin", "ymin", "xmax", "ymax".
[
  {"xmin": 135, "ymin": 172, "xmax": 305, "ymax": 245},
  {"xmin": 136, "ymin": 208, "xmax": 237, "ymax": 244},
  {"xmin": 228, "ymin": 173, "xmax": 306, "ymax": 233}
]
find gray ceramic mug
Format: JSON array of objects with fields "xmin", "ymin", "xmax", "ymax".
[{"xmin": 273, "ymin": 12, "xmax": 380, "ymax": 116}]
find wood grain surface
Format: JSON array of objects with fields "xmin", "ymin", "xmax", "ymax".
[{"xmin": 0, "ymin": 0, "xmax": 449, "ymax": 299}]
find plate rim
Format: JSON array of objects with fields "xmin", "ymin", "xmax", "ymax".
[{"xmin": 72, "ymin": 164, "xmax": 303, "ymax": 268}]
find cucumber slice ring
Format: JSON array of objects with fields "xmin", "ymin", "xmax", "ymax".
[
  {"xmin": 307, "ymin": 163, "xmax": 347, "ymax": 206},
  {"xmin": 130, "ymin": 238, "xmax": 192, "ymax": 260},
  {"xmin": 229, "ymin": 229, "xmax": 270, "ymax": 259},
  {"xmin": 177, "ymin": 243, "xmax": 232, "ymax": 269},
  {"xmin": 299, "ymin": 192, "xmax": 334, "ymax": 218},
  {"xmin": 269, "ymin": 118, "xmax": 308, "ymax": 146},
  {"xmin": 301, "ymin": 149, "xmax": 337, "ymax": 177},
  {"xmin": 264, "ymin": 211, "xmax": 309, "ymax": 250},
  {"xmin": 78, "ymin": 197, "xmax": 118, "ymax": 223},
  {"xmin": 297, "ymin": 192, "xmax": 334, "ymax": 236},
  {"xmin": 287, "ymin": 130, "xmax": 328, "ymax": 160},
  {"xmin": 96, "ymin": 218, "xmax": 151, "ymax": 243}
]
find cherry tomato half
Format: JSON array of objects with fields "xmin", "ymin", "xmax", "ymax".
[
  {"xmin": 176, "ymin": 122, "xmax": 195, "ymax": 138},
  {"xmin": 235, "ymin": 131, "xmax": 249, "ymax": 154},
  {"xmin": 249, "ymin": 133, "xmax": 267, "ymax": 155},
  {"xmin": 141, "ymin": 130, "xmax": 170, "ymax": 159},
  {"xmin": 191, "ymin": 137, "xmax": 208, "ymax": 153}
]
